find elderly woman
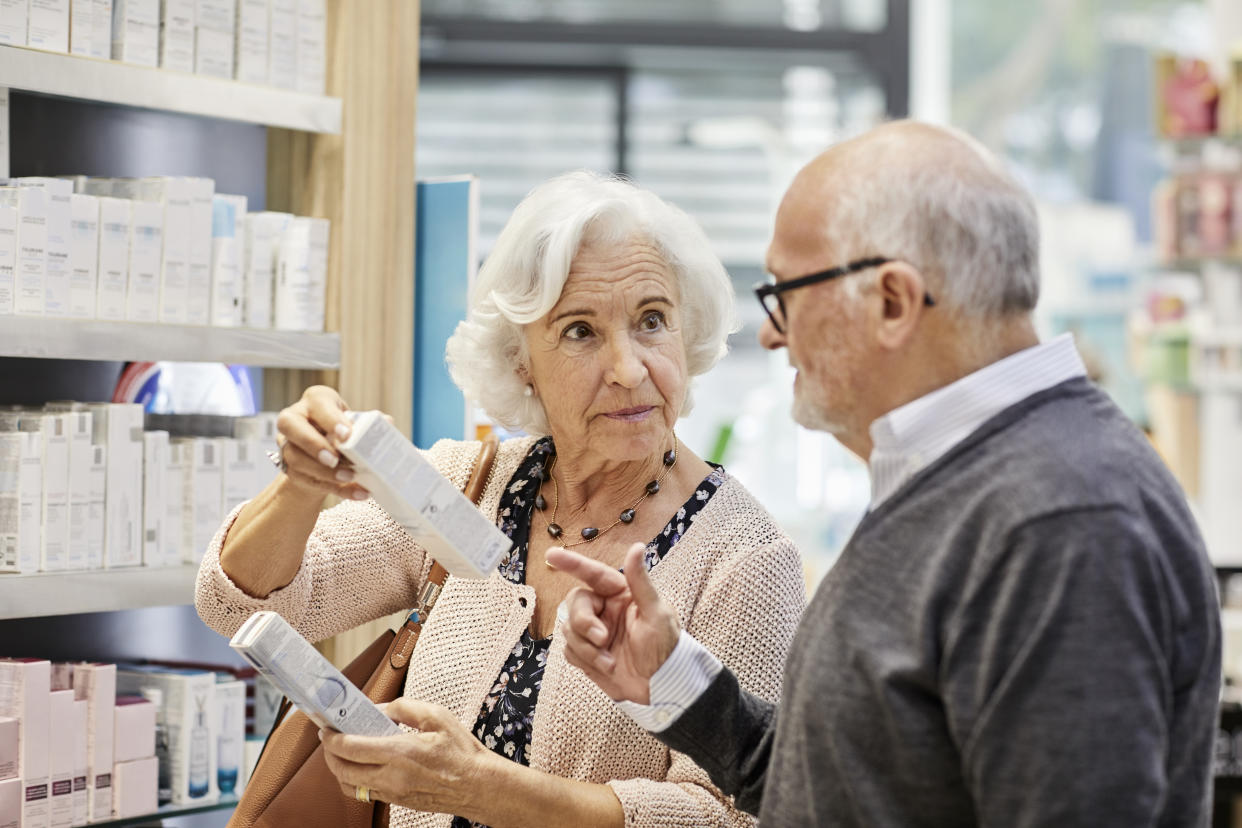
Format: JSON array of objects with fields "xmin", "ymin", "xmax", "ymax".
[{"xmin": 195, "ymin": 171, "xmax": 805, "ymax": 828}]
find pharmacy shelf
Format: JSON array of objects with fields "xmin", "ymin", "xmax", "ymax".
[
  {"xmin": 0, "ymin": 565, "xmax": 203, "ymax": 620},
  {"xmin": 0, "ymin": 317, "xmax": 340, "ymax": 368},
  {"xmin": 0, "ymin": 44, "xmax": 341, "ymax": 133},
  {"xmin": 88, "ymin": 793, "xmax": 239, "ymax": 827}
]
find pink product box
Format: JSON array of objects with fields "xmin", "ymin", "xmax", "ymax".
[
  {"xmin": 0, "ymin": 717, "xmax": 15, "ymax": 780},
  {"xmin": 72, "ymin": 662, "xmax": 115, "ymax": 824},
  {"xmin": 0, "ymin": 776, "xmax": 20, "ymax": 828},
  {"xmin": 111, "ymin": 756, "xmax": 157, "ymax": 819},
  {"xmin": 48, "ymin": 689, "xmax": 75, "ymax": 828},
  {"xmin": 0, "ymin": 659, "xmax": 50, "ymax": 828},
  {"xmin": 112, "ymin": 697, "xmax": 155, "ymax": 764}
]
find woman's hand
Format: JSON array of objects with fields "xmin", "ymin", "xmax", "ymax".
[
  {"xmin": 321, "ymin": 699, "xmax": 494, "ymax": 818},
  {"xmin": 275, "ymin": 385, "xmax": 370, "ymax": 502}
]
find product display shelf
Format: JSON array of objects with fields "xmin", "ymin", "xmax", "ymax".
[
  {"xmin": 86, "ymin": 793, "xmax": 240, "ymax": 827},
  {"xmin": 0, "ymin": 44, "xmax": 341, "ymax": 133},
  {"xmin": 0, "ymin": 564, "xmax": 203, "ymax": 619},
  {"xmin": 0, "ymin": 316, "xmax": 340, "ymax": 368}
]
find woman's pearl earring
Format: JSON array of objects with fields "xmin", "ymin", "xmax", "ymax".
[{"xmin": 523, "ymin": 384, "xmax": 534, "ymax": 398}]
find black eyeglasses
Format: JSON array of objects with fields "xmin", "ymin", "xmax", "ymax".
[{"xmin": 754, "ymin": 256, "xmax": 936, "ymax": 334}]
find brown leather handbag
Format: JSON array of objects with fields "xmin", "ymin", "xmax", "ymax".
[{"xmin": 228, "ymin": 434, "xmax": 501, "ymax": 828}]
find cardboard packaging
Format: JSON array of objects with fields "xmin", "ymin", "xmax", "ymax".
[
  {"xmin": 71, "ymin": 663, "xmax": 115, "ymax": 823},
  {"xmin": 273, "ymin": 216, "xmax": 327, "ymax": 332},
  {"xmin": 186, "ymin": 178, "xmax": 214, "ymax": 326},
  {"xmin": 13, "ymin": 184, "xmax": 48, "ymax": 317},
  {"xmin": 71, "ymin": 700, "xmax": 87, "ymax": 827},
  {"xmin": 68, "ymin": 194, "xmax": 99, "ymax": 318},
  {"xmin": 179, "ymin": 438, "xmax": 222, "ymax": 565},
  {"xmin": 28, "ymin": 0, "xmax": 70, "ymax": 53},
  {"xmin": 233, "ymin": 413, "xmax": 278, "ymax": 491},
  {"xmin": 125, "ymin": 198, "xmax": 162, "ymax": 322},
  {"xmin": 111, "ymin": 756, "xmax": 157, "ymax": 819},
  {"xmin": 194, "ymin": 25, "xmax": 233, "ymax": 78},
  {"xmin": 213, "ymin": 679, "xmax": 244, "ymax": 796},
  {"xmin": 90, "ymin": 0, "xmax": 112, "ymax": 58},
  {"xmin": 69, "ymin": 0, "xmax": 93, "ymax": 55},
  {"xmin": 142, "ymin": 430, "xmax": 169, "ymax": 566},
  {"xmin": 0, "ymin": 424, "xmax": 43, "ymax": 574},
  {"xmin": 117, "ymin": 669, "xmax": 218, "ymax": 805},
  {"xmin": 111, "ymin": 0, "xmax": 158, "ymax": 66},
  {"xmin": 0, "ymin": 717, "xmax": 16, "ymax": 780},
  {"xmin": 48, "ymin": 689, "xmax": 75, "ymax": 828},
  {"xmin": 0, "ymin": 0, "xmax": 28, "ymax": 45},
  {"xmin": 138, "ymin": 177, "xmax": 191, "ymax": 325},
  {"xmin": 0, "ymin": 190, "xmax": 17, "ymax": 315},
  {"xmin": 195, "ymin": 0, "xmax": 233, "ymax": 31},
  {"xmin": 86, "ymin": 444, "xmax": 105, "ymax": 570},
  {"xmin": 95, "ymin": 196, "xmax": 131, "ymax": 321},
  {"xmin": 87, "ymin": 403, "xmax": 144, "ymax": 568},
  {"xmin": 0, "ymin": 777, "xmax": 18, "ymax": 828},
  {"xmin": 0, "ymin": 659, "xmax": 52, "ymax": 828},
  {"xmin": 242, "ymin": 211, "xmax": 289, "ymax": 329},
  {"xmin": 266, "ymin": 0, "xmax": 295, "ymax": 89},
  {"xmin": 159, "ymin": 0, "xmax": 195, "ymax": 72},
  {"xmin": 65, "ymin": 410, "xmax": 92, "ymax": 571},
  {"xmin": 39, "ymin": 412, "xmax": 71, "ymax": 572},
  {"xmin": 112, "ymin": 697, "xmax": 155, "ymax": 764},
  {"xmin": 15, "ymin": 178, "xmax": 73, "ymax": 318},
  {"xmin": 163, "ymin": 440, "xmax": 187, "ymax": 569},
  {"xmin": 221, "ymin": 438, "xmax": 259, "ymax": 514},
  {"xmin": 294, "ymin": 0, "xmax": 323, "ymax": 95},
  {"xmin": 234, "ymin": 0, "xmax": 267, "ymax": 84},
  {"xmin": 209, "ymin": 194, "xmax": 246, "ymax": 326}
]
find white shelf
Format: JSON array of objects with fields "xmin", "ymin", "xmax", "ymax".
[
  {"xmin": 0, "ymin": 316, "xmax": 340, "ymax": 368},
  {"xmin": 0, "ymin": 565, "xmax": 201, "ymax": 619},
  {"xmin": 0, "ymin": 44, "xmax": 341, "ymax": 133}
]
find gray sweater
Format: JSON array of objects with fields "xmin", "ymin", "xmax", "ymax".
[{"xmin": 659, "ymin": 378, "xmax": 1221, "ymax": 827}]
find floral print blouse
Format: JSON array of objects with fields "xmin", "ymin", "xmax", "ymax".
[{"xmin": 451, "ymin": 438, "xmax": 726, "ymax": 828}]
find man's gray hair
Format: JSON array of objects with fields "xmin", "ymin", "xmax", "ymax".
[{"xmin": 445, "ymin": 171, "xmax": 738, "ymax": 436}]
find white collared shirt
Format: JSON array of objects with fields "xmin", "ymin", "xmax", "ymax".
[{"xmin": 620, "ymin": 334, "xmax": 1090, "ymax": 733}]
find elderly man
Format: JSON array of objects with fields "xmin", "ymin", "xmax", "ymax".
[{"xmin": 548, "ymin": 120, "xmax": 1222, "ymax": 827}]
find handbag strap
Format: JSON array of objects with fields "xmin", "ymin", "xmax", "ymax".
[{"xmin": 387, "ymin": 433, "xmax": 500, "ymax": 669}]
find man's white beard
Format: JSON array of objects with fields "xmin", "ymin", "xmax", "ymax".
[{"xmin": 792, "ymin": 387, "xmax": 848, "ymax": 436}]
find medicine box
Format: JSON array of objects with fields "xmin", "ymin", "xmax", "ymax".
[
  {"xmin": 222, "ymin": 438, "xmax": 260, "ymax": 514},
  {"xmin": 180, "ymin": 437, "xmax": 222, "ymax": 565},
  {"xmin": 28, "ymin": 0, "xmax": 70, "ymax": 53},
  {"xmin": 186, "ymin": 178, "xmax": 215, "ymax": 326},
  {"xmin": 40, "ymin": 412, "xmax": 71, "ymax": 572},
  {"xmin": 87, "ymin": 403, "xmax": 144, "ymax": 568},
  {"xmin": 0, "ymin": 717, "xmax": 16, "ymax": 781},
  {"xmin": 295, "ymin": 0, "xmax": 324, "ymax": 95},
  {"xmin": 68, "ymin": 193, "xmax": 99, "ymax": 318},
  {"xmin": 71, "ymin": 699, "xmax": 87, "ymax": 827},
  {"xmin": 112, "ymin": 0, "xmax": 158, "ymax": 66},
  {"xmin": 112, "ymin": 696, "xmax": 155, "ymax": 764},
  {"xmin": 159, "ymin": 0, "xmax": 195, "ymax": 72},
  {"xmin": 138, "ymin": 177, "xmax": 192, "ymax": 325},
  {"xmin": 87, "ymin": 444, "xmax": 105, "ymax": 570},
  {"xmin": 164, "ymin": 440, "xmax": 187, "ymax": 568},
  {"xmin": 209, "ymin": 194, "xmax": 246, "ymax": 327},
  {"xmin": 111, "ymin": 756, "xmax": 157, "ymax": 819},
  {"xmin": 16, "ymin": 178, "xmax": 73, "ymax": 318},
  {"xmin": 213, "ymin": 679, "xmax": 244, "ymax": 795},
  {"xmin": 273, "ymin": 216, "xmax": 327, "ymax": 332},
  {"xmin": 65, "ymin": 410, "xmax": 93, "ymax": 571},
  {"xmin": 90, "ymin": 0, "xmax": 112, "ymax": 58},
  {"xmin": 0, "ymin": 427, "xmax": 42, "ymax": 574},
  {"xmin": 72, "ymin": 663, "xmax": 115, "ymax": 823},
  {"xmin": 0, "ymin": 191, "xmax": 16, "ymax": 315},
  {"xmin": 242, "ymin": 212, "xmax": 290, "ymax": 329},
  {"xmin": 195, "ymin": 25, "xmax": 234, "ymax": 78},
  {"xmin": 267, "ymin": 0, "xmax": 296, "ymax": 90},
  {"xmin": 48, "ymin": 689, "xmax": 75, "ymax": 828},
  {"xmin": 142, "ymin": 430, "xmax": 169, "ymax": 566},
  {"xmin": 0, "ymin": 778, "xmax": 18, "ymax": 828},
  {"xmin": 0, "ymin": 0, "xmax": 27, "ymax": 45},
  {"xmin": 117, "ymin": 668, "xmax": 218, "ymax": 805},
  {"xmin": 95, "ymin": 196, "xmax": 131, "ymax": 321},
  {"xmin": 234, "ymin": 0, "xmax": 268, "ymax": 84},
  {"xmin": 13, "ymin": 184, "xmax": 48, "ymax": 317},
  {"xmin": 125, "ymin": 198, "xmax": 163, "ymax": 323},
  {"xmin": 0, "ymin": 659, "xmax": 52, "ymax": 828},
  {"xmin": 69, "ymin": 0, "xmax": 93, "ymax": 55}
]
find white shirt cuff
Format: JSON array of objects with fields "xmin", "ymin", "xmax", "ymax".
[{"xmin": 616, "ymin": 630, "xmax": 723, "ymax": 733}]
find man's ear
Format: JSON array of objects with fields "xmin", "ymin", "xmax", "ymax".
[{"xmin": 874, "ymin": 262, "xmax": 929, "ymax": 350}]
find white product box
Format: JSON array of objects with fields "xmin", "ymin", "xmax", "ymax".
[
  {"xmin": 231, "ymin": 611, "xmax": 400, "ymax": 736},
  {"xmin": 86, "ymin": 445, "xmax": 105, "ymax": 570},
  {"xmin": 68, "ymin": 194, "xmax": 99, "ymax": 319},
  {"xmin": 28, "ymin": 0, "xmax": 70, "ymax": 52},
  {"xmin": 0, "ymin": 193, "xmax": 16, "ymax": 315},
  {"xmin": 234, "ymin": 0, "xmax": 267, "ymax": 84},
  {"xmin": 48, "ymin": 690, "xmax": 75, "ymax": 828},
  {"xmin": 49, "ymin": 662, "xmax": 74, "ymax": 692},
  {"xmin": 117, "ymin": 669, "xmax": 217, "ymax": 805},
  {"xmin": 126, "ymin": 199, "xmax": 163, "ymax": 322},
  {"xmin": 159, "ymin": 0, "xmax": 195, "ymax": 72},
  {"xmin": 111, "ymin": 0, "xmax": 158, "ymax": 65},
  {"xmin": 71, "ymin": 700, "xmax": 86, "ymax": 827},
  {"xmin": 137, "ymin": 177, "xmax": 191, "ymax": 325},
  {"xmin": 194, "ymin": 25, "xmax": 232, "ymax": 78},
  {"xmin": 0, "ymin": 717, "xmax": 15, "ymax": 780},
  {"xmin": 69, "ymin": 0, "xmax": 92, "ymax": 55},
  {"xmin": 221, "ymin": 438, "xmax": 258, "ymax": 513},
  {"xmin": 163, "ymin": 440, "xmax": 186, "ymax": 569},
  {"xmin": 64, "ymin": 411, "xmax": 92, "ymax": 571},
  {"xmin": 209, "ymin": 194, "xmax": 245, "ymax": 326},
  {"xmin": 0, "ymin": 427, "xmax": 43, "ymax": 574},
  {"xmin": 13, "ymin": 184, "xmax": 48, "ymax": 317},
  {"xmin": 185, "ymin": 177, "xmax": 214, "ymax": 326},
  {"xmin": 213, "ymin": 679, "xmax": 244, "ymax": 796},
  {"xmin": 274, "ymin": 216, "xmax": 327, "ymax": 332},
  {"xmin": 0, "ymin": 89, "xmax": 7, "ymax": 181},
  {"xmin": 241, "ymin": 211, "xmax": 289, "ymax": 329},
  {"xmin": 195, "ymin": 0, "xmax": 233, "ymax": 32},
  {"xmin": 266, "ymin": 0, "xmax": 295, "ymax": 90},
  {"xmin": 111, "ymin": 756, "xmax": 156, "ymax": 819},
  {"xmin": 141, "ymin": 430, "xmax": 168, "ymax": 566},
  {"xmin": 0, "ymin": 659, "xmax": 52, "ymax": 828},
  {"xmin": 338, "ymin": 411, "xmax": 511, "ymax": 579},
  {"xmin": 17, "ymin": 178, "xmax": 73, "ymax": 318},
  {"xmin": 294, "ymin": 0, "xmax": 322, "ymax": 95},
  {"xmin": 95, "ymin": 196, "xmax": 131, "ymax": 321},
  {"xmin": 90, "ymin": 0, "xmax": 112, "ymax": 57},
  {"xmin": 71, "ymin": 663, "xmax": 114, "ymax": 823},
  {"xmin": 80, "ymin": 178, "xmax": 114, "ymax": 198},
  {"xmin": 112, "ymin": 697, "xmax": 155, "ymax": 764},
  {"xmin": 180, "ymin": 437, "xmax": 221, "ymax": 564},
  {"xmin": 87, "ymin": 403, "xmax": 144, "ymax": 568},
  {"xmin": 233, "ymin": 412, "xmax": 278, "ymax": 491},
  {"xmin": 0, "ymin": 0, "xmax": 28, "ymax": 45},
  {"xmin": 0, "ymin": 777, "xmax": 18, "ymax": 828},
  {"xmin": 39, "ymin": 412, "xmax": 71, "ymax": 572}
]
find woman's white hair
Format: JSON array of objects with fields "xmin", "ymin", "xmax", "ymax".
[{"xmin": 445, "ymin": 171, "xmax": 738, "ymax": 436}]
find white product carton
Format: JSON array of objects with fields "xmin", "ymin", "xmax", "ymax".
[
  {"xmin": 70, "ymin": 700, "xmax": 86, "ymax": 827},
  {"xmin": 111, "ymin": 756, "xmax": 156, "ymax": 819},
  {"xmin": 180, "ymin": 437, "xmax": 222, "ymax": 564},
  {"xmin": 138, "ymin": 177, "xmax": 191, "ymax": 325},
  {"xmin": 117, "ymin": 669, "xmax": 217, "ymax": 805},
  {"xmin": 90, "ymin": 0, "xmax": 112, "ymax": 57},
  {"xmin": 125, "ymin": 199, "xmax": 163, "ymax": 323},
  {"xmin": 234, "ymin": 0, "xmax": 267, "ymax": 84},
  {"xmin": 80, "ymin": 178, "xmax": 115, "ymax": 198},
  {"xmin": 111, "ymin": 0, "xmax": 158, "ymax": 65},
  {"xmin": 195, "ymin": 0, "xmax": 234, "ymax": 32},
  {"xmin": 48, "ymin": 689, "xmax": 75, "ymax": 828},
  {"xmin": 0, "ymin": 659, "xmax": 52, "ymax": 828},
  {"xmin": 274, "ymin": 216, "xmax": 327, "ymax": 332},
  {"xmin": 294, "ymin": 0, "xmax": 323, "ymax": 95},
  {"xmin": 0, "ymin": 0, "xmax": 28, "ymax": 45},
  {"xmin": 68, "ymin": 194, "xmax": 99, "ymax": 318},
  {"xmin": 163, "ymin": 440, "xmax": 186, "ymax": 569},
  {"xmin": 338, "ymin": 411, "xmax": 511, "ymax": 579},
  {"xmin": 87, "ymin": 403, "xmax": 144, "ymax": 568},
  {"xmin": 0, "ymin": 424, "xmax": 43, "ymax": 574},
  {"xmin": 39, "ymin": 412, "xmax": 71, "ymax": 572},
  {"xmin": 209, "ymin": 194, "xmax": 245, "ymax": 326},
  {"xmin": 194, "ymin": 25, "xmax": 233, "ymax": 78},
  {"xmin": 71, "ymin": 663, "xmax": 115, "ymax": 823},
  {"xmin": 13, "ymin": 184, "xmax": 48, "ymax": 316},
  {"xmin": 17, "ymin": 178, "xmax": 73, "ymax": 318},
  {"xmin": 28, "ymin": 0, "xmax": 70, "ymax": 52},
  {"xmin": 213, "ymin": 679, "xmax": 244, "ymax": 796},
  {"xmin": 185, "ymin": 178, "xmax": 214, "ymax": 325},
  {"xmin": 95, "ymin": 196, "xmax": 131, "ymax": 321},
  {"xmin": 241, "ymin": 211, "xmax": 289, "ymax": 329},
  {"xmin": 69, "ymin": 0, "xmax": 93, "ymax": 54},
  {"xmin": 233, "ymin": 412, "xmax": 278, "ymax": 490},
  {"xmin": 0, "ymin": 777, "xmax": 18, "ymax": 828},
  {"xmin": 141, "ymin": 430, "xmax": 168, "ymax": 566},
  {"xmin": 65, "ymin": 411, "xmax": 92, "ymax": 571},
  {"xmin": 0, "ymin": 717, "xmax": 15, "ymax": 780},
  {"xmin": 221, "ymin": 438, "xmax": 259, "ymax": 513},
  {"xmin": 0, "ymin": 192, "xmax": 16, "ymax": 315},
  {"xmin": 159, "ymin": 0, "xmax": 195, "ymax": 72},
  {"xmin": 111, "ymin": 696, "xmax": 155, "ymax": 764},
  {"xmin": 266, "ymin": 0, "xmax": 295, "ymax": 90},
  {"xmin": 86, "ymin": 444, "xmax": 105, "ymax": 569}
]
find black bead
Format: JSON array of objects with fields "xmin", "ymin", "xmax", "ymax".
[
  {"xmin": 663, "ymin": 449, "xmax": 676, "ymax": 466},
  {"xmin": 547, "ymin": 523, "xmax": 562, "ymax": 539},
  {"xmin": 646, "ymin": 480, "xmax": 660, "ymax": 495},
  {"xmin": 533, "ymin": 467, "xmax": 545, "ymax": 481},
  {"xmin": 580, "ymin": 527, "xmax": 599, "ymax": 541},
  {"xmin": 619, "ymin": 509, "xmax": 636, "ymax": 524},
  {"xmin": 535, "ymin": 494, "xmax": 546, "ymax": 511}
]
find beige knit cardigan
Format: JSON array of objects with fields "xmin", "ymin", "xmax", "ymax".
[{"xmin": 196, "ymin": 436, "xmax": 806, "ymax": 828}]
